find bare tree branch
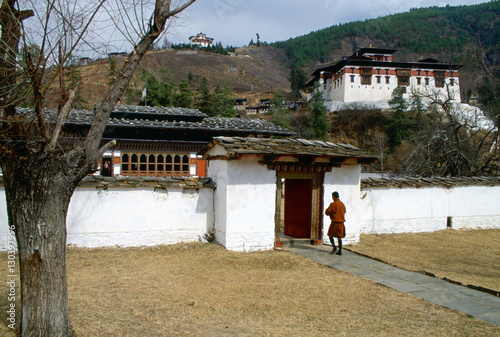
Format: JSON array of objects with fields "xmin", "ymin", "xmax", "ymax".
[
  {"xmin": 48, "ymin": 86, "xmax": 78, "ymax": 151},
  {"xmin": 85, "ymin": 0, "xmax": 196, "ymax": 158}
]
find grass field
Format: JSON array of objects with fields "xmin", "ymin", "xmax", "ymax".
[{"xmin": 1, "ymin": 229, "xmax": 499, "ymax": 336}]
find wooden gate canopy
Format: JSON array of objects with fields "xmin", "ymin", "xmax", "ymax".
[{"xmin": 199, "ymin": 136, "xmax": 378, "ymax": 167}]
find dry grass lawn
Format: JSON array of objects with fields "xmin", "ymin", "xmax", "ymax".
[
  {"xmin": 2, "ymin": 234, "xmax": 500, "ymax": 336},
  {"xmin": 348, "ymin": 229, "xmax": 500, "ymax": 292}
]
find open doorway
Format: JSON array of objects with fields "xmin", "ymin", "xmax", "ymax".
[{"xmin": 100, "ymin": 157, "xmax": 113, "ymax": 176}]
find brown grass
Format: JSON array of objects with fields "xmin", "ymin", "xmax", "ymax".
[
  {"xmin": 2, "ymin": 236, "xmax": 499, "ymax": 336},
  {"xmin": 348, "ymin": 229, "xmax": 500, "ymax": 292}
]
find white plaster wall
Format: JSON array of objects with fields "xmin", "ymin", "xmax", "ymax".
[
  {"xmin": 208, "ymin": 160, "xmax": 229, "ymax": 248},
  {"xmin": 343, "ymin": 74, "xmax": 397, "ymax": 102},
  {"xmin": 323, "ymin": 164, "xmax": 362, "ymax": 245},
  {"xmin": 323, "ymin": 72, "xmax": 461, "ymax": 104},
  {"xmin": 0, "ymin": 187, "xmax": 9, "ymax": 249},
  {"xmin": 0, "ymin": 185, "xmax": 214, "ymax": 250},
  {"xmin": 331, "ymin": 77, "xmax": 346, "ymax": 102},
  {"xmin": 2, "ymin": 178, "xmax": 498, "ymax": 251},
  {"xmin": 360, "ymin": 185, "xmax": 500, "ymax": 234},
  {"xmin": 208, "ymin": 156, "xmax": 276, "ymax": 252}
]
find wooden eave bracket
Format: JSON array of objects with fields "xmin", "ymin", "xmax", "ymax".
[
  {"xmin": 262, "ymin": 154, "xmax": 282, "ymax": 165},
  {"xmin": 329, "ymin": 157, "xmax": 348, "ymax": 165}
]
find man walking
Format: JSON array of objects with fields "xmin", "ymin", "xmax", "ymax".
[{"xmin": 325, "ymin": 191, "xmax": 346, "ymax": 255}]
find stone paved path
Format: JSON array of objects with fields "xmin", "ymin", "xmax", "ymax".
[{"xmin": 288, "ymin": 244, "xmax": 500, "ymax": 327}]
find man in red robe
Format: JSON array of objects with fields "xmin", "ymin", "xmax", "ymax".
[{"xmin": 325, "ymin": 191, "xmax": 346, "ymax": 255}]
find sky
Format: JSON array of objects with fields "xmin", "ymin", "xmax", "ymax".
[{"xmin": 167, "ymin": 0, "xmax": 490, "ymax": 47}]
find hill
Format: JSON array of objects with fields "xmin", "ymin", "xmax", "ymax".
[
  {"xmin": 73, "ymin": 2, "xmax": 499, "ymax": 108},
  {"xmin": 72, "ymin": 46, "xmax": 291, "ymax": 109},
  {"xmin": 273, "ymin": 1, "xmax": 499, "ymax": 96}
]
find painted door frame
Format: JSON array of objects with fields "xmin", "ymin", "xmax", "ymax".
[{"xmin": 274, "ymin": 172, "xmax": 324, "ymax": 245}]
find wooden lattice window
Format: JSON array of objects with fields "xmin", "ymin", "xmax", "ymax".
[
  {"xmin": 121, "ymin": 152, "xmax": 190, "ymax": 176},
  {"xmin": 396, "ymin": 69, "xmax": 411, "ymax": 86},
  {"xmin": 360, "ymin": 68, "xmax": 372, "ymax": 75},
  {"xmin": 434, "ymin": 71, "xmax": 445, "ymax": 88},
  {"xmin": 360, "ymin": 68, "xmax": 372, "ymax": 85}
]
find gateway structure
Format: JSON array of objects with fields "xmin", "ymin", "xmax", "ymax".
[{"xmin": 309, "ymin": 47, "xmax": 463, "ymax": 111}]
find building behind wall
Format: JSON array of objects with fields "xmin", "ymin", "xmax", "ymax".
[
  {"xmin": 309, "ymin": 47, "xmax": 463, "ymax": 111},
  {"xmin": 15, "ymin": 105, "xmax": 295, "ymax": 179}
]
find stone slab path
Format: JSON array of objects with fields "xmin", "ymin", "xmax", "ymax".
[{"xmin": 288, "ymin": 244, "xmax": 500, "ymax": 327}]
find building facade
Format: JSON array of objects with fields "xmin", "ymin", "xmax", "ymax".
[
  {"xmin": 17, "ymin": 105, "xmax": 295, "ymax": 179},
  {"xmin": 188, "ymin": 32, "xmax": 214, "ymax": 47},
  {"xmin": 309, "ymin": 48, "xmax": 463, "ymax": 110}
]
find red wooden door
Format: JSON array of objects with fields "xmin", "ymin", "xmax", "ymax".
[{"xmin": 284, "ymin": 179, "xmax": 313, "ymax": 238}]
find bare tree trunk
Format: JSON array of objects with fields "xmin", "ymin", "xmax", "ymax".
[
  {"xmin": 2, "ymin": 151, "xmax": 89, "ymax": 336},
  {"xmin": 1, "ymin": 1, "xmax": 196, "ymax": 336}
]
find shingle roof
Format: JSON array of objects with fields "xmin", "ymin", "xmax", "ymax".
[
  {"xmin": 109, "ymin": 104, "xmax": 207, "ymax": 118},
  {"xmin": 16, "ymin": 106, "xmax": 295, "ymax": 137},
  {"xmin": 361, "ymin": 176, "xmax": 500, "ymax": 189},
  {"xmin": 200, "ymin": 136, "xmax": 378, "ymax": 162}
]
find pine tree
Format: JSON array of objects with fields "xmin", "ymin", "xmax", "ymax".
[
  {"xmin": 173, "ymin": 80, "xmax": 194, "ymax": 108},
  {"xmin": 142, "ymin": 68, "xmax": 174, "ymax": 107},
  {"xmin": 289, "ymin": 66, "xmax": 307, "ymax": 100},
  {"xmin": 195, "ymin": 77, "xmax": 213, "ymax": 114},
  {"xmin": 386, "ymin": 86, "xmax": 414, "ymax": 148},
  {"xmin": 308, "ymin": 88, "xmax": 329, "ymax": 140},
  {"xmin": 212, "ymin": 85, "xmax": 236, "ymax": 117}
]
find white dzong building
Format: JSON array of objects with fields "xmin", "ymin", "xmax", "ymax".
[{"xmin": 309, "ymin": 47, "xmax": 463, "ymax": 111}]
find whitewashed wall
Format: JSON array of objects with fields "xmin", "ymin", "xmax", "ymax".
[
  {"xmin": 0, "ymin": 181, "xmax": 215, "ymax": 250},
  {"xmin": 209, "ymin": 155, "xmax": 277, "ymax": 252},
  {"xmin": 0, "ymin": 187, "xmax": 7, "ymax": 250},
  {"xmin": 2, "ymin": 174, "xmax": 498, "ymax": 252},
  {"xmin": 320, "ymin": 70, "xmax": 461, "ymax": 105},
  {"xmin": 360, "ymin": 184, "xmax": 500, "ymax": 234},
  {"xmin": 323, "ymin": 164, "xmax": 362, "ymax": 244}
]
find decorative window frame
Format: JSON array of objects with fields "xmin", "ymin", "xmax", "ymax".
[{"xmin": 121, "ymin": 152, "xmax": 190, "ymax": 176}]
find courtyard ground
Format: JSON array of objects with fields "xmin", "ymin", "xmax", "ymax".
[
  {"xmin": 1, "ymin": 229, "xmax": 499, "ymax": 336},
  {"xmin": 348, "ymin": 229, "xmax": 500, "ymax": 292}
]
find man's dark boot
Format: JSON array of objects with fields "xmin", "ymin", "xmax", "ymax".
[
  {"xmin": 329, "ymin": 237, "xmax": 336, "ymax": 254},
  {"xmin": 335, "ymin": 239, "xmax": 343, "ymax": 255}
]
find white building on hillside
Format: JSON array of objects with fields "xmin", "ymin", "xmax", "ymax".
[
  {"xmin": 309, "ymin": 47, "xmax": 463, "ymax": 111},
  {"xmin": 189, "ymin": 32, "xmax": 214, "ymax": 47}
]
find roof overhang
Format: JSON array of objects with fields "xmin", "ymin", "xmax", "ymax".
[{"xmin": 199, "ymin": 137, "xmax": 378, "ymax": 167}]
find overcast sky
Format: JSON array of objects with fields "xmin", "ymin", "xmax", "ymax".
[{"xmin": 167, "ymin": 0, "xmax": 489, "ymax": 47}]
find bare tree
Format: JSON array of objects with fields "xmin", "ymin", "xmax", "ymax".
[
  {"xmin": 390, "ymin": 85, "xmax": 499, "ymax": 176},
  {"xmin": 0, "ymin": 0, "xmax": 196, "ymax": 336}
]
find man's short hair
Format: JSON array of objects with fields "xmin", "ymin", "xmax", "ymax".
[{"xmin": 332, "ymin": 191, "xmax": 340, "ymax": 198}]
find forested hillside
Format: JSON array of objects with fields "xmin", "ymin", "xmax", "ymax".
[
  {"xmin": 274, "ymin": 1, "xmax": 499, "ymax": 68},
  {"xmin": 273, "ymin": 1, "xmax": 499, "ymax": 98}
]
